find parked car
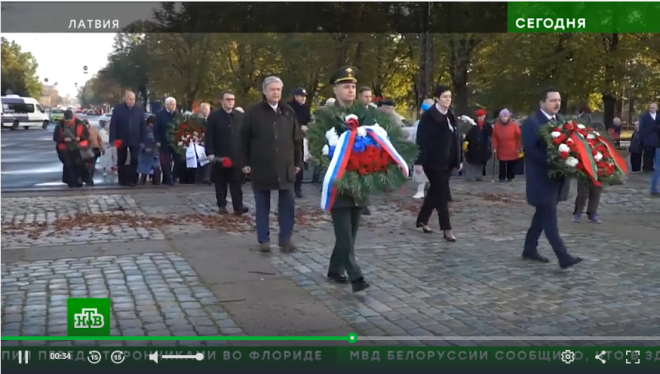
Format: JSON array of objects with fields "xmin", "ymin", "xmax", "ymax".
[{"xmin": 49, "ymin": 108, "xmax": 65, "ymax": 122}]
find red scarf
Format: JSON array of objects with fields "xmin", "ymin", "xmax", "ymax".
[{"xmin": 63, "ymin": 116, "xmax": 77, "ymax": 127}]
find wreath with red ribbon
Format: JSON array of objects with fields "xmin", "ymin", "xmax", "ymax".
[{"xmin": 539, "ymin": 120, "xmax": 627, "ymax": 186}]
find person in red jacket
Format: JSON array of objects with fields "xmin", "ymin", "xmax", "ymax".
[
  {"xmin": 492, "ymin": 109, "xmax": 522, "ymax": 182},
  {"xmin": 53, "ymin": 110, "xmax": 90, "ymax": 187}
]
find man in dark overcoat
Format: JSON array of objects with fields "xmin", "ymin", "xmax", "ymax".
[
  {"xmin": 206, "ymin": 91, "xmax": 248, "ymax": 215},
  {"xmin": 521, "ymin": 88, "xmax": 582, "ymax": 269},
  {"xmin": 154, "ymin": 97, "xmax": 180, "ymax": 185},
  {"xmin": 288, "ymin": 87, "xmax": 311, "ymax": 198},
  {"xmin": 109, "ymin": 91, "xmax": 146, "ymax": 186},
  {"xmin": 238, "ymin": 76, "xmax": 303, "ymax": 253}
]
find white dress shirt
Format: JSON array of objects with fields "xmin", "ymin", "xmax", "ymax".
[
  {"xmin": 651, "ymin": 112, "xmax": 656, "ymax": 121},
  {"xmin": 269, "ymin": 103, "xmax": 278, "ymax": 112},
  {"xmin": 540, "ymin": 109, "xmax": 556, "ymax": 121}
]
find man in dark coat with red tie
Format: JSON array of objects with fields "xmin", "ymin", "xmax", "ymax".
[{"xmin": 520, "ymin": 88, "xmax": 582, "ymax": 269}]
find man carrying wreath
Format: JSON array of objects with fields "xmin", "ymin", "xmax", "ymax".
[
  {"xmin": 308, "ymin": 66, "xmax": 416, "ymax": 293},
  {"xmin": 521, "ymin": 88, "xmax": 583, "ymax": 269},
  {"xmin": 319, "ymin": 66, "xmax": 372, "ymax": 292}
]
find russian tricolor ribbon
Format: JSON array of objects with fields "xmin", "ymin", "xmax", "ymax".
[{"xmin": 320, "ymin": 126, "xmax": 409, "ymax": 211}]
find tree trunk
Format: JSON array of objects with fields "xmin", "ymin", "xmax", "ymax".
[
  {"xmin": 601, "ymin": 33, "xmax": 619, "ymax": 129},
  {"xmin": 448, "ymin": 36, "xmax": 472, "ymax": 116}
]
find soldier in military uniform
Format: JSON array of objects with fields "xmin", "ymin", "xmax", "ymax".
[{"xmin": 325, "ymin": 66, "xmax": 370, "ymax": 293}]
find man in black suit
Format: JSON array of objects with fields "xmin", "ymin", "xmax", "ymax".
[
  {"xmin": 288, "ymin": 88, "xmax": 311, "ymax": 198},
  {"xmin": 639, "ymin": 102, "xmax": 658, "ymax": 173},
  {"xmin": 205, "ymin": 90, "xmax": 248, "ymax": 215},
  {"xmin": 520, "ymin": 88, "xmax": 582, "ymax": 269}
]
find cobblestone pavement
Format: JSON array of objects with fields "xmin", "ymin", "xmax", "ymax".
[
  {"xmin": 2, "ymin": 171, "xmax": 659, "ymax": 346},
  {"xmin": 1, "ymin": 253, "xmax": 243, "ymax": 346},
  {"xmin": 269, "ymin": 174, "xmax": 660, "ymax": 346}
]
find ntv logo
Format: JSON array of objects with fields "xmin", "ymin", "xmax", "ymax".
[
  {"xmin": 74, "ymin": 308, "xmax": 105, "ymax": 328},
  {"xmin": 67, "ymin": 298, "xmax": 110, "ymax": 336}
]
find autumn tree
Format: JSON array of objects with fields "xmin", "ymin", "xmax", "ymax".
[{"xmin": 1, "ymin": 37, "xmax": 41, "ymax": 97}]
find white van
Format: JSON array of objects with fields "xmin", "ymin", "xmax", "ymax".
[{"xmin": 1, "ymin": 95, "xmax": 50, "ymax": 130}]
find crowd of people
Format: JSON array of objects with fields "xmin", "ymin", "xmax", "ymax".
[{"xmin": 53, "ymin": 68, "xmax": 660, "ymax": 293}]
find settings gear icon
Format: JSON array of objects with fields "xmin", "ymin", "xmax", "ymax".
[{"xmin": 560, "ymin": 350, "xmax": 576, "ymax": 364}]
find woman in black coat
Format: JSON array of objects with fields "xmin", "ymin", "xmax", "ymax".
[
  {"xmin": 463, "ymin": 108, "xmax": 493, "ymax": 181},
  {"xmin": 413, "ymin": 85, "xmax": 463, "ymax": 241}
]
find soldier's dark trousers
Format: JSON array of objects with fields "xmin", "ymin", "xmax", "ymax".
[{"xmin": 327, "ymin": 207, "xmax": 364, "ymax": 281}]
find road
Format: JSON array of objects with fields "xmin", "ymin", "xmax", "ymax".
[{"xmin": 1, "ymin": 115, "xmax": 117, "ymax": 190}]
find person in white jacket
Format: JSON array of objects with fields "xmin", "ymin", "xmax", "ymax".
[
  {"xmin": 411, "ymin": 99, "xmax": 434, "ymax": 198},
  {"xmin": 97, "ymin": 120, "xmax": 116, "ymax": 176}
]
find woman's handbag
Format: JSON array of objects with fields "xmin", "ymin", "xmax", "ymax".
[{"xmin": 80, "ymin": 148, "xmax": 96, "ymax": 161}]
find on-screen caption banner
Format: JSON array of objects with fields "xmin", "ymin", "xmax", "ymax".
[
  {"xmin": 507, "ymin": 2, "xmax": 660, "ymax": 33},
  {"xmin": 1, "ymin": 2, "xmax": 508, "ymax": 33},
  {"xmin": 2, "ymin": 346, "xmax": 660, "ymax": 370}
]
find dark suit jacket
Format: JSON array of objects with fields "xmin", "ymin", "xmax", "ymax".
[
  {"xmin": 205, "ymin": 109, "xmax": 243, "ymax": 160},
  {"xmin": 521, "ymin": 110, "xmax": 569, "ymax": 207},
  {"xmin": 154, "ymin": 109, "xmax": 180, "ymax": 151},
  {"xmin": 639, "ymin": 112, "xmax": 659, "ymax": 148}
]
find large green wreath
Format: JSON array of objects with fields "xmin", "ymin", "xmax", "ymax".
[
  {"xmin": 307, "ymin": 103, "xmax": 418, "ymax": 198},
  {"xmin": 167, "ymin": 114, "xmax": 207, "ymax": 156}
]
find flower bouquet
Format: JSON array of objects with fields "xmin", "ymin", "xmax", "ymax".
[
  {"xmin": 167, "ymin": 114, "xmax": 206, "ymax": 157},
  {"xmin": 307, "ymin": 104, "xmax": 418, "ymax": 210},
  {"xmin": 540, "ymin": 120, "xmax": 627, "ymax": 186},
  {"xmin": 167, "ymin": 114, "xmax": 209, "ymax": 168}
]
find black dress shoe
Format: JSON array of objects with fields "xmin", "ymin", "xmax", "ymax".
[
  {"xmin": 559, "ymin": 256, "xmax": 583, "ymax": 269},
  {"xmin": 361, "ymin": 207, "xmax": 371, "ymax": 216},
  {"xmin": 295, "ymin": 191, "xmax": 303, "ymax": 198},
  {"xmin": 443, "ymin": 233, "xmax": 456, "ymax": 242},
  {"xmin": 218, "ymin": 207, "xmax": 229, "ymax": 214},
  {"xmin": 416, "ymin": 223, "xmax": 433, "ymax": 233},
  {"xmin": 522, "ymin": 252, "xmax": 550, "ymax": 263},
  {"xmin": 327, "ymin": 274, "xmax": 349, "ymax": 284},
  {"xmin": 351, "ymin": 278, "xmax": 370, "ymax": 293},
  {"xmin": 234, "ymin": 207, "xmax": 249, "ymax": 215}
]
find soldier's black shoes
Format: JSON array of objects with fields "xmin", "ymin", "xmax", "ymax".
[
  {"xmin": 559, "ymin": 256, "xmax": 583, "ymax": 269},
  {"xmin": 522, "ymin": 252, "xmax": 550, "ymax": 263},
  {"xmin": 327, "ymin": 274, "xmax": 349, "ymax": 284},
  {"xmin": 234, "ymin": 207, "xmax": 248, "ymax": 215},
  {"xmin": 351, "ymin": 278, "xmax": 370, "ymax": 293},
  {"xmin": 218, "ymin": 207, "xmax": 229, "ymax": 214}
]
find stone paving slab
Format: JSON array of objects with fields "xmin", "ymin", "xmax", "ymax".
[{"xmin": 1, "ymin": 253, "xmax": 244, "ymax": 346}]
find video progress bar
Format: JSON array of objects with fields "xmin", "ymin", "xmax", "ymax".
[{"xmin": 360, "ymin": 336, "xmax": 660, "ymax": 341}]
